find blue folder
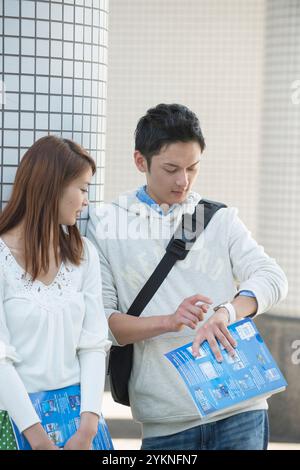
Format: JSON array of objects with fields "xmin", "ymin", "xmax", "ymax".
[
  {"xmin": 11, "ymin": 384, "xmax": 114, "ymax": 450},
  {"xmin": 165, "ymin": 318, "xmax": 287, "ymax": 418}
]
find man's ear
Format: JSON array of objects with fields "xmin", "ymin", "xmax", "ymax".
[{"xmin": 134, "ymin": 150, "xmax": 148, "ymax": 173}]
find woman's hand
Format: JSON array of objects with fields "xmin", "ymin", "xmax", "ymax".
[
  {"xmin": 192, "ymin": 309, "xmax": 237, "ymax": 362},
  {"xmin": 63, "ymin": 428, "xmax": 94, "ymax": 450},
  {"xmin": 23, "ymin": 423, "xmax": 60, "ymax": 450},
  {"xmin": 33, "ymin": 439, "xmax": 60, "ymax": 450},
  {"xmin": 64, "ymin": 412, "xmax": 99, "ymax": 450}
]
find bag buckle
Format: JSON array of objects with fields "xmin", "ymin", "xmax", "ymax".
[{"xmin": 166, "ymin": 238, "xmax": 187, "ymax": 260}]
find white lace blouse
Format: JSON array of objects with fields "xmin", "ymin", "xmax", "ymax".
[{"xmin": 0, "ymin": 236, "xmax": 111, "ymax": 432}]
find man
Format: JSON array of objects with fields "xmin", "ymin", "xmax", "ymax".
[{"xmin": 87, "ymin": 103, "xmax": 288, "ymax": 450}]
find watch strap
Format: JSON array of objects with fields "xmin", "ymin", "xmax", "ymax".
[{"xmin": 214, "ymin": 302, "xmax": 237, "ymax": 324}]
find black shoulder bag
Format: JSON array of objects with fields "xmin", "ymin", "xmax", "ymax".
[{"xmin": 108, "ymin": 199, "xmax": 227, "ymax": 406}]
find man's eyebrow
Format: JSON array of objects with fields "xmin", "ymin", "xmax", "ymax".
[{"xmin": 163, "ymin": 160, "xmax": 200, "ymax": 168}]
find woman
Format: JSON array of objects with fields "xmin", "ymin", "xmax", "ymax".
[{"xmin": 0, "ymin": 136, "xmax": 110, "ymax": 450}]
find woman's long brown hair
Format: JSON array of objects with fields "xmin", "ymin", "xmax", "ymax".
[{"xmin": 0, "ymin": 135, "xmax": 96, "ymax": 280}]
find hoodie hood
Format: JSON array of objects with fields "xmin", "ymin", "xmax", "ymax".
[{"xmin": 111, "ymin": 189, "xmax": 203, "ymax": 222}]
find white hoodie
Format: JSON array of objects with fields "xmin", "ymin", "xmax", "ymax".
[{"xmin": 87, "ymin": 190, "xmax": 288, "ymax": 438}]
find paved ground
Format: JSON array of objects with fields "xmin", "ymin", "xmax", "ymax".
[{"xmin": 102, "ymin": 390, "xmax": 300, "ymax": 450}]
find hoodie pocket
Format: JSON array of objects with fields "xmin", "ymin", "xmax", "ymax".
[
  {"xmin": 130, "ymin": 331, "xmax": 200, "ymax": 423},
  {"xmin": 133, "ymin": 341, "xmax": 150, "ymax": 393}
]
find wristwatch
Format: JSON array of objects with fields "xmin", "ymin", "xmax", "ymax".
[{"xmin": 213, "ymin": 302, "xmax": 237, "ymax": 324}]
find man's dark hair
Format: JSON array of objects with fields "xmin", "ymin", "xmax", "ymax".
[{"xmin": 135, "ymin": 103, "xmax": 206, "ymax": 169}]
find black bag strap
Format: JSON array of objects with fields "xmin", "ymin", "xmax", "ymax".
[{"xmin": 126, "ymin": 198, "xmax": 227, "ymax": 317}]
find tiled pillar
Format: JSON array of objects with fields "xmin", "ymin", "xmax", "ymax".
[
  {"xmin": 0, "ymin": 0, "xmax": 109, "ymax": 233},
  {"xmin": 258, "ymin": 0, "xmax": 300, "ymax": 318}
]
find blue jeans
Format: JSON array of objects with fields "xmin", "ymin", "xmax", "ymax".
[{"xmin": 141, "ymin": 410, "xmax": 269, "ymax": 450}]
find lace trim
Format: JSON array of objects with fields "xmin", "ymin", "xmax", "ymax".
[{"xmin": 0, "ymin": 239, "xmax": 76, "ymax": 303}]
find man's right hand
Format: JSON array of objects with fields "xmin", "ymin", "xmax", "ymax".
[{"xmin": 167, "ymin": 294, "xmax": 213, "ymax": 332}]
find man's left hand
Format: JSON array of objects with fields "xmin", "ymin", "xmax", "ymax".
[{"xmin": 192, "ymin": 309, "xmax": 237, "ymax": 362}]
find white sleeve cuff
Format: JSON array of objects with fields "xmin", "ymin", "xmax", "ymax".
[{"xmin": 79, "ymin": 351, "xmax": 106, "ymax": 417}]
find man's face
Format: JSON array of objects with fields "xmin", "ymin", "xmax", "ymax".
[{"xmin": 135, "ymin": 141, "xmax": 202, "ymax": 207}]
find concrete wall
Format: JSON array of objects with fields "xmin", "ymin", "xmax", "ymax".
[
  {"xmin": 105, "ymin": 0, "xmax": 265, "ymax": 235},
  {"xmin": 258, "ymin": 0, "xmax": 300, "ymax": 319},
  {"xmin": 254, "ymin": 1, "xmax": 300, "ymax": 442},
  {"xmin": 256, "ymin": 314, "xmax": 300, "ymax": 442}
]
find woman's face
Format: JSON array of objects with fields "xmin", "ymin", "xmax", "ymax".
[{"xmin": 58, "ymin": 167, "xmax": 93, "ymax": 226}]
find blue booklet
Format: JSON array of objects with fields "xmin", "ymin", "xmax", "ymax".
[
  {"xmin": 10, "ymin": 384, "xmax": 114, "ymax": 450},
  {"xmin": 165, "ymin": 318, "xmax": 287, "ymax": 418}
]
